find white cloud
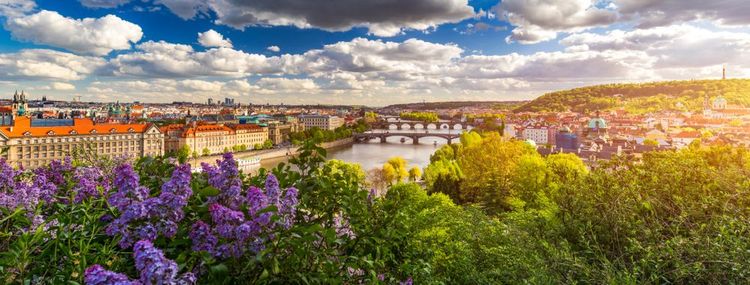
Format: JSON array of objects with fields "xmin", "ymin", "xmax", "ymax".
[
  {"xmin": 197, "ymin": 29, "xmax": 233, "ymax": 48},
  {"xmin": 50, "ymin": 82, "xmax": 75, "ymax": 90},
  {"xmin": 267, "ymin": 45, "xmax": 280, "ymax": 52},
  {"xmin": 5, "ymin": 10, "xmax": 143, "ymax": 55},
  {"xmin": 0, "ymin": 49, "xmax": 105, "ymax": 80},
  {"xmin": 256, "ymin": 78, "xmax": 318, "ymax": 90},
  {"xmin": 106, "ymin": 40, "xmax": 281, "ymax": 78},
  {"xmin": 615, "ymin": 0, "xmax": 750, "ymax": 28},
  {"xmin": 157, "ymin": 0, "xmax": 476, "ymax": 37},
  {"xmin": 0, "ymin": 0, "xmax": 34, "ymax": 18},
  {"xmin": 494, "ymin": 0, "xmax": 617, "ymax": 44},
  {"xmin": 560, "ymin": 24, "xmax": 750, "ymax": 70}
]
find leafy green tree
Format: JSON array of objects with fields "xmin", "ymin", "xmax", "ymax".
[
  {"xmin": 408, "ymin": 166, "xmax": 421, "ymax": 182},
  {"xmin": 176, "ymin": 144, "xmax": 190, "ymax": 164},
  {"xmin": 202, "ymin": 147, "xmax": 210, "ymax": 156}
]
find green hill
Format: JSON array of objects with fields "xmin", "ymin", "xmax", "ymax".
[{"xmin": 514, "ymin": 79, "xmax": 750, "ymax": 114}]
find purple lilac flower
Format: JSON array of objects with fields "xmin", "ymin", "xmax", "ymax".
[
  {"xmin": 109, "ymin": 164, "xmax": 149, "ymax": 212},
  {"xmin": 201, "ymin": 153, "xmax": 243, "ymax": 209},
  {"xmin": 85, "ymin": 241, "xmax": 195, "ymax": 285},
  {"xmin": 133, "ymin": 240, "xmax": 179, "ymax": 284},
  {"xmin": 279, "ymin": 187, "xmax": 298, "ymax": 229},
  {"xmin": 334, "ymin": 215, "xmax": 356, "ymax": 239},
  {"xmin": 399, "ymin": 277, "xmax": 413, "ymax": 285},
  {"xmin": 84, "ymin": 264, "xmax": 140, "ymax": 285},
  {"xmin": 74, "ymin": 167, "xmax": 105, "ymax": 203},
  {"xmin": 265, "ymin": 174, "xmax": 281, "ymax": 206},
  {"xmin": 245, "ymin": 186, "xmax": 267, "ymax": 216},
  {"xmin": 189, "ymin": 221, "xmax": 217, "ymax": 253},
  {"xmin": 106, "ymin": 164, "xmax": 193, "ymax": 248}
]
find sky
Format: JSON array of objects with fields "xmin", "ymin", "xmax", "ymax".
[{"xmin": 0, "ymin": 0, "xmax": 748, "ymax": 106}]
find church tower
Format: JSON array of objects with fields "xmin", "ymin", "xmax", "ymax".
[{"xmin": 11, "ymin": 90, "xmax": 28, "ymax": 117}]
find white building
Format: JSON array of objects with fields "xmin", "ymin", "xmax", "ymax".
[
  {"xmin": 522, "ymin": 126, "xmax": 556, "ymax": 145},
  {"xmin": 299, "ymin": 115, "xmax": 344, "ymax": 131}
]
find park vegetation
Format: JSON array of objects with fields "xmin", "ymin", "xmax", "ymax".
[
  {"xmin": 515, "ymin": 79, "xmax": 750, "ymax": 114},
  {"xmin": 0, "ymin": 132, "xmax": 749, "ymax": 284},
  {"xmin": 399, "ymin": 112, "xmax": 439, "ymax": 123}
]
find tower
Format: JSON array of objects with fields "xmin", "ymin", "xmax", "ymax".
[
  {"xmin": 12, "ymin": 90, "xmax": 28, "ymax": 117},
  {"xmin": 723, "ymin": 65, "xmax": 726, "ymax": 80}
]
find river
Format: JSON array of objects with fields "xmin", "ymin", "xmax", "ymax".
[{"xmin": 256, "ymin": 128, "xmax": 466, "ymax": 172}]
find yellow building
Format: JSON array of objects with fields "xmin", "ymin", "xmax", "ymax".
[
  {"xmin": 162, "ymin": 123, "xmax": 269, "ymax": 155},
  {"xmin": 0, "ymin": 116, "xmax": 164, "ymax": 168}
]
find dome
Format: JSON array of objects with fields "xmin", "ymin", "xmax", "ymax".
[{"xmin": 587, "ymin": 118, "xmax": 607, "ymax": 129}]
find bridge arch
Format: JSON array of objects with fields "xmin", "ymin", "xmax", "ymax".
[
  {"xmin": 452, "ymin": 123, "xmax": 463, "ymax": 130},
  {"xmin": 400, "ymin": 123, "xmax": 412, "ymax": 130},
  {"xmin": 413, "ymin": 123, "xmax": 425, "ymax": 129},
  {"xmin": 426, "ymin": 123, "xmax": 438, "ymax": 130},
  {"xmin": 387, "ymin": 123, "xmax": 398, "ymax": 130}
]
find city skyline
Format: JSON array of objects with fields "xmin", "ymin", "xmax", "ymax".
[{"xmin": 0, "ymin": 0, "xmax": 748, "ymax": 105}]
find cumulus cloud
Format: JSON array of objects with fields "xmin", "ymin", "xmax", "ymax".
[
  {"xmin": 0, "ymin": 0, "xmax": 35, "ymax": 18},
  {"xmin": 105, "ymin": 40, "xmax": 280, "ymax": 77},
  {"xmin": 560, "ymin": 24, "xmax": 750, "ymax": 69},
  {"xmin": 197, "ymin": 29, "xmax": 233, "ymax": 48},
  {"xmin": 494, "ymin": 0, "xmax": 617, "ymax": 44},
  {"xmin": 157, "ymin": 0, "xmax": 475, "ymax": 37},
  {"xmin": 79, "ymin": 0, "xmax": 131, "ymax": 8},
  {"xmin": 0, "ymin": 49, "xmax": 106, "ymax": 80},
  {"xmin": 615, "ymin": 0, "xmax": 750, "ymax": 28},
  {"xmin": 5, "ymin": 10, "xmax": 143, "ymax": 55},
  {"xmin": 267, "ymin": 45, "xmax": 280, "ymax": 52}
]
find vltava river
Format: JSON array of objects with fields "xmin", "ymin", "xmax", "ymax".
[{"xmin": 258, "ymin": 128, "xmax": 465, "ymax": 172}]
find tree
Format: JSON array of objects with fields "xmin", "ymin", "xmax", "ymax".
[
  {"xmin": 408, "ymin": 166, "xmax": 422, "ymax": 182},
  {"xmin": 176, "ymin": 144, "xmax": 190, "ymax": 164},
  {"xmin": 382, "ymin": 163, "xmax": 397, "ymax": 185},
  {"xmin": 643, "ymin": 139, "xmax": 659, "ymax": 147},
  {"xmin": 385, "ymin": 157, "xmax": 409, "ymax": 183},
  {"xmin": 202, "ymin": 147, "xmax": 210, "ymax": 156},
  {"xmin": 263, "ymin": 139, "xmax": 273, "ymax": 149}
]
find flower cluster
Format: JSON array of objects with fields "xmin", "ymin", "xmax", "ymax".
[
  {"xmin": 85, "ymin": 240, "xmax": 195, "ymax": 285},
  {"xmin": 106, "ymin": 164, "xmax": 193, "ymax": 248},
  {"xmin": 201, "ymin": 153, "xmax": 243, "ymax": 209},
  {"xmin": 189, "ymin": 173, "xmax": 298, "ymax": 259},
  {"xmin": 74, "ymin": 166, "xmax": 107, "ymax": 203},
  {"xmin": 0, "ymin": 159, "xmax": 48, "ymax": 213}
]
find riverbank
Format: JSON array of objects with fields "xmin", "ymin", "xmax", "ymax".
[{"xmin": 192, "ymin": 137, "xmax": 354, "ymax": 165}]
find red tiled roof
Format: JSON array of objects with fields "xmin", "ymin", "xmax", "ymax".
[{"xmin": 0, "ymin": 117, "xmax": 152, "ymax": 138}]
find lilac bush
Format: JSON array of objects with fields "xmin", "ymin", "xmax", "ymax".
[
  {"xmin": 106, "ymin": 163, "xmax": 193, "ymax": 248},
  {"xmin": 85, "ymin": 240, "xmax": 195, "ymax": 285},
  {"xmin": 189, "ymin": 173, "xmax": 299, "ymax": 259}
]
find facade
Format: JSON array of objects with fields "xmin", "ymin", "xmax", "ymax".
[
  {"xmin": 162, "ymin": 123, "xmax": 269, "ymax": 155},
  {"xmin": 299, "ymin": 115, "xmax": 344, "ymax": 130},
  {"xmin": 267, "ymin": 122, "xmax": 302, "ymax": 145},
  {"xmin": 0, "ymin": 116, "xmax": 163, "ymax": 168},
  {"xmin": 555, "ymin": 127, "xmax": 579, "ymax": 149},
  {"xmin": 522, "ymin": 126, "xmax": 556, "ymax": 145}
]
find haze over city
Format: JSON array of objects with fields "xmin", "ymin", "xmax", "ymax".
[{"xmin": 0, "ymin": 0, "xmax": 748, "ymax": 105}]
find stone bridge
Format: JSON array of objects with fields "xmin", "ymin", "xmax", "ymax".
[
  {"xmin": 353, "ymin": 132, "xmax": 461, "ymax": 144},
  {"xmin": 372, "ymin": 120, "xmax": 473, "ymax": 130}
]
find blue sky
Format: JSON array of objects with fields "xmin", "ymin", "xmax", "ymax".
[{"xmin": 0, "ymin": 0, "xmax": 748, "ymax": 105}]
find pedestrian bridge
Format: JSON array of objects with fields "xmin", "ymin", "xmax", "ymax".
[{"xmin": 353, "ymin": 131, "xmax": 461, "ymax": 144}]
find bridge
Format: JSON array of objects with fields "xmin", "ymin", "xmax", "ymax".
[
  {"xmin": 353, "ymin": 131, "xmax": 461, "ymax": 144},
  {"xmin": 371, "ymin": 120, "xmax": 473, "ymax": 130}
]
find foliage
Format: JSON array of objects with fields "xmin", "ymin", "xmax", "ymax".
[
  {"xmin": 290, "ymin": 126, "xmax": 354, "ymax": 145},
  {"xmin": 399, "ymin": 112, "xmax": 439, "ymax": 122},
  {"xmin": 516, "ymin": 79, "xmax": 750, "ymax": 114}
]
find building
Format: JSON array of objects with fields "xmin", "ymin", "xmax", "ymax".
[
  {"xmin": 555, "ymin": 126, "xmax": 579, "ymax": 149},
  {"xmin": 522, "ymin": 125, "xmax": 557, "ymax": 145},
  {"xmin": 0, "ymin": 116, "xmax": 163, "ymax": 168},
  {"xmin": 162, "ymin": 122, "xmax": 269, "ymax": 155},
  {"xmin": 299, "ymin": 115, "xmax": 344, "ymax": 130}
]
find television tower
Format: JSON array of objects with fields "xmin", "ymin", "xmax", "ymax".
[{"xmin": 722, "ymin": 64, "xmax": 726, "ymax": 80}]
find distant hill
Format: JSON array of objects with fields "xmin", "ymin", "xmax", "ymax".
[
  {"xmin": 382, "ymin": 101, "xmax": 526, "ymax": 111},
  {"xmin": 514, "ymin": 79, "xmax": 750, "ymax": 114}
]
